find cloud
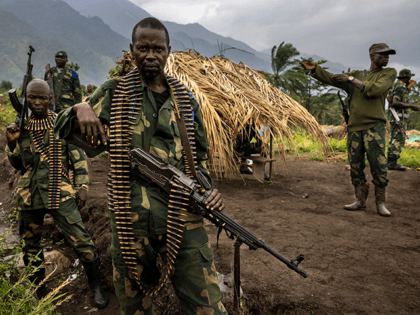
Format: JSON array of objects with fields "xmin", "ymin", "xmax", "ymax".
[{"xmin": 130, "ymin": 0, "xmax": 420, "ymax": 70}]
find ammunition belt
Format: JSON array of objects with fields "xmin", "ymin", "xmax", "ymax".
[
  {"xmin": 26, "ymin": 111, "xmax": 70, "ymax": 211},
  {"xmin": 108, "ymin": 69, "xmax": 200, "ymax": 296}
]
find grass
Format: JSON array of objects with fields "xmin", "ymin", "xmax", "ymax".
[{"xmin": 284, "ymin": 128, "xmax": 420, "ymax": 168}]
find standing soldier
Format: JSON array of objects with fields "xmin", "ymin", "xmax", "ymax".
[
  {"xmin": 85, "ymin": 84, "xmax": 93, "ymax": 96},
  {"xmin": 54, "ymin": 17, "xmax": 227, "ymax": 315},
  {"xmin": 301, "ymin": 43, "xmax": 397, "ymax": 217},
  {"xmin": 5, "ymin": 79, "xmax": 108, "ymax": 308},
  {"xmin": 387, "ymin": 69, "xmax": 420, "ymax": 171},
  {"xmin": 44, "ymin": 51, "xmax": 82, "ymax": 113}
]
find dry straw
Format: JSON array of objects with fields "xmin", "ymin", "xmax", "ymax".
[{"xmin": 112, "ymin": 50, "xmax": 329, "ymax": 178}]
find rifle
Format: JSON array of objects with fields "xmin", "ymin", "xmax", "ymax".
[
  {"xmin": 8, "ymin": 45, "xmax": 35, "ymax": 129},
  {"xmin": 128, "ymin": 147, "xmax": 309, "ymax": 278},
  {"xmin": 389, "ymin": 107, "xmax": 406, "ymax": 135},
  {"xmin": 45, "ymin": 64, "xmax": 56, "ymax": 111},
  {"xmin": 337, "ymin": 91, "xmax": 349, "ymax": 129}
]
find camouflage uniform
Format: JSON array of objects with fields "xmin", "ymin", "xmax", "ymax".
[
  {"xmin": 54, "ymin": 76, "xmax": 227, "ymax": 315},
  {"xmin": 5, "ymin": 115, "xmax": 94, "ymax": 261},
  {"xmin": 44, "ymin": 67, "xmax": 82, "ymax": 113},
  {"xmin": 387, "ymin": 80, "xmax": 410, "ymax": 162}
]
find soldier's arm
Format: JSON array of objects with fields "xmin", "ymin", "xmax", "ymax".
[
  {"xmin": 302, "ymin": 61, "xmax": 351, "ymax": 93},
  {"xmin": 360, "ymin": 68, "xmax": 397, "ymax": 98},
  {"xmin": 68, "ymin": 144, "xmax": 89, "ymax": 185},
  {"xmin": 5, "ymin": 123, "xmax": 23, "ymax": 170},
  {"xmin": 392, "ymin": 86, "xmax": 420, "ymax": 111},
  {"xmin": 72, "ymin": 71, "xmax": 83, "ymax": 104}
]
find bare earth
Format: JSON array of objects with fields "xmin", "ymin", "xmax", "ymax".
[{"xmin": 1, "ymin": 152, "xmax": 419, "ymax": 315}]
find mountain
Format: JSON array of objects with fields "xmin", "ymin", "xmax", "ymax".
[
  {"xmin": 0, "ymin": 0, "xmax": 130, "ymax": 86},
  {"xmin": 61, "ymin": 0, "xmax": 272, "ymax": 72}
]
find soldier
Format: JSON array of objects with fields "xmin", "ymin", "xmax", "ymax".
[
  {"xmin": 5, "ymin": 79, "xmax": 108, "ymax": 308},
  {"xmin": 44, "ymin": 50, "xmax": 82, "ymax": 112},
  {"xmin": 387, "ymin": 69, "xmax": 420, "ymax": 171},
  {"xmin": 54, "ymin": 18, "xmax": 227, "ymax": 315},
  {"xmin": 301, "ymin": 43, "xmax": 397, "ymax": 217},
  {"xmin": 85, "ymin": 84, "xmax": 93, "ymax": 96}
]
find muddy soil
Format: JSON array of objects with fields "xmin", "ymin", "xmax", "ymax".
[{"xmin": 1, "ymin": 150, "xmax": 419, "ymax": 315}]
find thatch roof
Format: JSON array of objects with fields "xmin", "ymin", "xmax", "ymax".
[{"xmin": 111, "ymin": 50, "xmax": 329, "ymax": 178}]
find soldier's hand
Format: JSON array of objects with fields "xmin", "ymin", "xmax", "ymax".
[
  {"xmin": 73, "ymin": 102, "xmax": 107, "ymax": 147},
  {"xmin": 410, "ymin": 104, "xmax": 420, "ymax": 112},
  {"xmin": 76, "ymin": 188, "xmax": 87, "ymax": 209},
  {"xmin": 332, "ymin": 74, "xmax": 350, "ymax": 83},
  {"xmin": 300, "ymin": 60, "xmax": 316, "ymax": 70},
  {"xmin": 386, "ymin": 94, "xmax": 393, "ymax": 105},
  {"xmin": 205, "ymin": 189, "xmax": 225, "ymax": 211},
  {"xmin": 408, "ymin": 79, "xmax": 416, "ymax": 90},
  {"xmin": 6, "ymin": 123, "xmax": 21, "ymax": 143}
]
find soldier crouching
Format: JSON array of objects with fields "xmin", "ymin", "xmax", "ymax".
[{"xmin": 5, "ymin": 79, "xmax": 108, "ymax": 308}]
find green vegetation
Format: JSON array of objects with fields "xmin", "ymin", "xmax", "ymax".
[
  {"xmin": 1, "ymin": 80, "xmax": 13, "ymax": 90},
  {"xmin": 0, "ymin": 88, "xmax": 18, "ymax": 131},
  {"xmin": 0, "ymin": 229, "xmax": 70, "ymax": 315}
]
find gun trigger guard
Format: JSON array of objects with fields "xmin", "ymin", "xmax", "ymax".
[{"xmin": 290, "ymin": 254, "xmax": 304, "ymax": 266}]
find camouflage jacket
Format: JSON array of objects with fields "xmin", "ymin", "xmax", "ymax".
[
  {"xmin": 388, "ymin": 80, "xmax": 410, "ymax": 123},
  {"xmin": 311, "ymin": 65, "xmax": 397, "ymax": 132},
  {"xmin": 6, "ymin": 120, "xmax": 89, "ymax": 210},
  {"xmin": 54, "ymin": 74, "xmax": 211, "ymax": 235},
  {"xmin": 44, "ymin": 67, "xmax": 82, "ymax": 112}
]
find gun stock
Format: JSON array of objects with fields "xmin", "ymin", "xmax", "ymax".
[{"xmin": 128, "ymin": 147, "xmax": 309, "ymax": 278}]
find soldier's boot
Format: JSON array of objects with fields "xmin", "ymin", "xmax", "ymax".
[
  {"xmin": 387, "ymin": 160, "xmax": 406, "ymax": 171},
  {"xmin": 375, "ymin": 186, "xmax": 391, "ymax": 217},
  {"xmin": 82, "ymin": 254, "xmax": 109, "ymax": 309},
  {"xmin": 24, "ymin": 252, "xmax": 47, "ymax": 298},
  {"xmin": 343, "ymin": 183, "xmax": 370, "ymax": 211}
]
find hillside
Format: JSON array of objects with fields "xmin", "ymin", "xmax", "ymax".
[{"xmin": 0, "ymin": 0, "xmax": 129, "ymax": 86}]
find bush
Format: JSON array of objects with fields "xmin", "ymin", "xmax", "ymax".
[{"xmin": 0, "ymin": 80, "xmax": 13, "ymax": 90}]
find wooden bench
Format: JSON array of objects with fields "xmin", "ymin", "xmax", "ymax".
[{"xmin": 242, "ymin": 155, "xmax": 276, "ymax": 182}]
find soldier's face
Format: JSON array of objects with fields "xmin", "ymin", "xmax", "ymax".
[
  {"xmin": 26, "ymin": 82, "xmax": 51, "ymax": 118},
  {"xmin": 87, "ymin": 85, "xmax": 93, "ymax": 93},
  {"xmin": 371, "ymin": 52, "xmax": 390, "ymax": 67},
  {"xmin": 130, "ymin": 28, "xmax": 171, "ymax": 80},
  {"xmin": 55, "ymin": 56, "xmax": 67, "ymax": 68}
]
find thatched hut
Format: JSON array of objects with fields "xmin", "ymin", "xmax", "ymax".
[{"xmin": 110, "ymin": 50, "xmax": 329, "ymax": 179}]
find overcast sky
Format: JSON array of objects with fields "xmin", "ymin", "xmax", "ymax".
[{"xmin": 130, "ymin": 0, "xmax": 420, "ymax": 78}]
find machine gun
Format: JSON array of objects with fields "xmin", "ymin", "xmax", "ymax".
[
  {"xmin": 128, "ymin": 147, "xmax": 309, "ymax": 278},
  {"xmin": 8, "ymin": 45, "xmax": 35, "ymax": 128}
]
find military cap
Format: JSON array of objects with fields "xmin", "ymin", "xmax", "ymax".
[
  {"xmin": 55, "ymin": 50, "xmax": 68, "ymax": 58},
  {"xmin": 398, "ymin": 68, "xmax": 415, "ymax": 78},
  {"xmin": 369, "ymin": 43, "xmax": 396, "ymax": 55}
]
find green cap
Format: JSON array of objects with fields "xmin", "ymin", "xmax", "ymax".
[
  {"xmin": 398, "ymin": 68, "xmax": 415, "ymax": 78},
  {"xmin": 54, "ymin": 50, "xmax": 68, "ymax": 58},
  {"xmin": 369, "ymin": 43, "xmax": 396, "ymax": 55}
]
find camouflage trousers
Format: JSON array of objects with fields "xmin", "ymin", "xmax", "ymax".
[
  {"xmin": 110, "ymin": 214, "xmax": 228, "ymax": 315},
  {"xmin": 347, "ymin": 121, "xmax": 388, "ymax": 188},
  {"xmin": 387, "ymin": 122, "xmax": 405, "ymax": 162},
  {"xmin": 19, "ymin": 198, "xmax": 95, "ymax": 261}
]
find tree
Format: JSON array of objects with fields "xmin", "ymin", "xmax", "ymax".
[
  {"xmin": 269, "ymin": 42, "xmax": 305, "ymax": 95},
  {"xmin": 0, "ymin": 80, "xmax": 13, "ymax": 90},
  {"xmin": 66, "ymin": 62, "xmax": 80, "ymax": 72}
]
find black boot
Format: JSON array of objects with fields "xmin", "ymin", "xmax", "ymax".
[
  {"xmin": 387, "ymin": 160, "xmax": 406, "ymax": 171},
  {"xmin": 82, "ymin": 254, "xmax": 109, "ymax": 309},
  {"xmin": 24, "ymin": 251, "xmax": 47, "ymax": 298}
]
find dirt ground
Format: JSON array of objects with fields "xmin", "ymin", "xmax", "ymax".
[{"xmin": 1, "ymin": 150, "xmax": 420, "ymax": 315}]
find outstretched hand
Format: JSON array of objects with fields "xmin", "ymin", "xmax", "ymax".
[
  {"xmin": 73, "ymin": 103, "xmax": 107, "ymax": 147},
  {"xmin": 300, "ymin": 60, "xmax": 316, "ymax": 70},
  {"xmin": 205, "ymin": 188, "xmax": 225, "ymax": 211}
]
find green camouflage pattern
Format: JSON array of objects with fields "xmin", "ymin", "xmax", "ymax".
[
  {"xmin": 398, "ymin": 68, "xmax": 414, "ymax": 78},
  {"xmin": 19, "ymin": 200, "xmax": 94, "ymax": 261},
  {"xmin": 347, "ymin": 121, "xmax": 388, "ymax": 188},
  {"xmin": 111, "ymin": 222, "xmax": 227, "ymax": 315},
  {"xmin": 388, "ymin": 80, "xmax": 410, "ymax": 123},
  {"xmin": 312, "ymin": 66, "xmax": 396, "ymax": 132},
  {"xmin": 55, "ymin": 50, "xmax": 68, "ymax": 58},
  {"xmin": 44, "ymin": 67, "xmax": 82, "ymax": 112},
  {"xmin": 387, "ymin": 122, "xmax": 406, "ymax": 162},
  {"xmin": 54, "ymin": 74, "xmax": 226, "ymax": 313},
  {"xmin": 6, "ymin": 126, "xmax": 89, "ymax": 211}
]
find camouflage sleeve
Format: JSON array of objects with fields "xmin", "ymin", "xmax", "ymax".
[
  {"xmin": 391, "ymin": 83, "xmax": 405, "ymax": 101},
  {"xmin": 5, "ymin": 143, "xmax": 23, "ymax": 170},
  {"xmin": 68, "ymin": 144, "xmax": 89, "ymax": 185},
  {"xmin": 189, "ymin": 92, "xmax": 213, "ymax": 188},
  {"xmin": 72, "ymin": 73, "xmax": 83, "ymax": 104},
  {"xmin": 43, "ymin": 70, "xmax": 48, "ymax": 81},
  {"xmin": 311, "ymin": 65, "xmax": 354, "ymax": 94},
  {"xmin": 360, "ymin": 68, "xmax": 397, "ymax": 98}
]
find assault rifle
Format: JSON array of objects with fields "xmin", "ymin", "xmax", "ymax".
[
  {"xmin": 9, "ymin": 45, "xmax": 35, "ymax": 128},
  {"xmin": 389, "ymin": 107, "xmax": 406, "ymax": 135},
  {"xmin": 128, "ymin": 147, "xmax": 309, "ymax": 278}
]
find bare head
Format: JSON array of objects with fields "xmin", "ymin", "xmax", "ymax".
[{"xmin": 26, "ymin": 79, "xmax": 51, "ymax": 118}]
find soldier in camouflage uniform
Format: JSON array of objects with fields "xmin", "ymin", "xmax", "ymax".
[
  {"xmin": 44, "ymin": 50, "xmax": 86, "ymax": 186},
  {"xmin": 301, "ymin": 43, "xmax": 397, "ymax": 217},
  {"xmin": 6, "ymin": 80, "xmax": 108, "ymax": 308},
  {"xmin": 387, "ymin": 69, "xmax": 420, "ymax": 171},
  {"xmin": 54, "ymin": 18, "xmax": 227, "ymax": 315}
]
